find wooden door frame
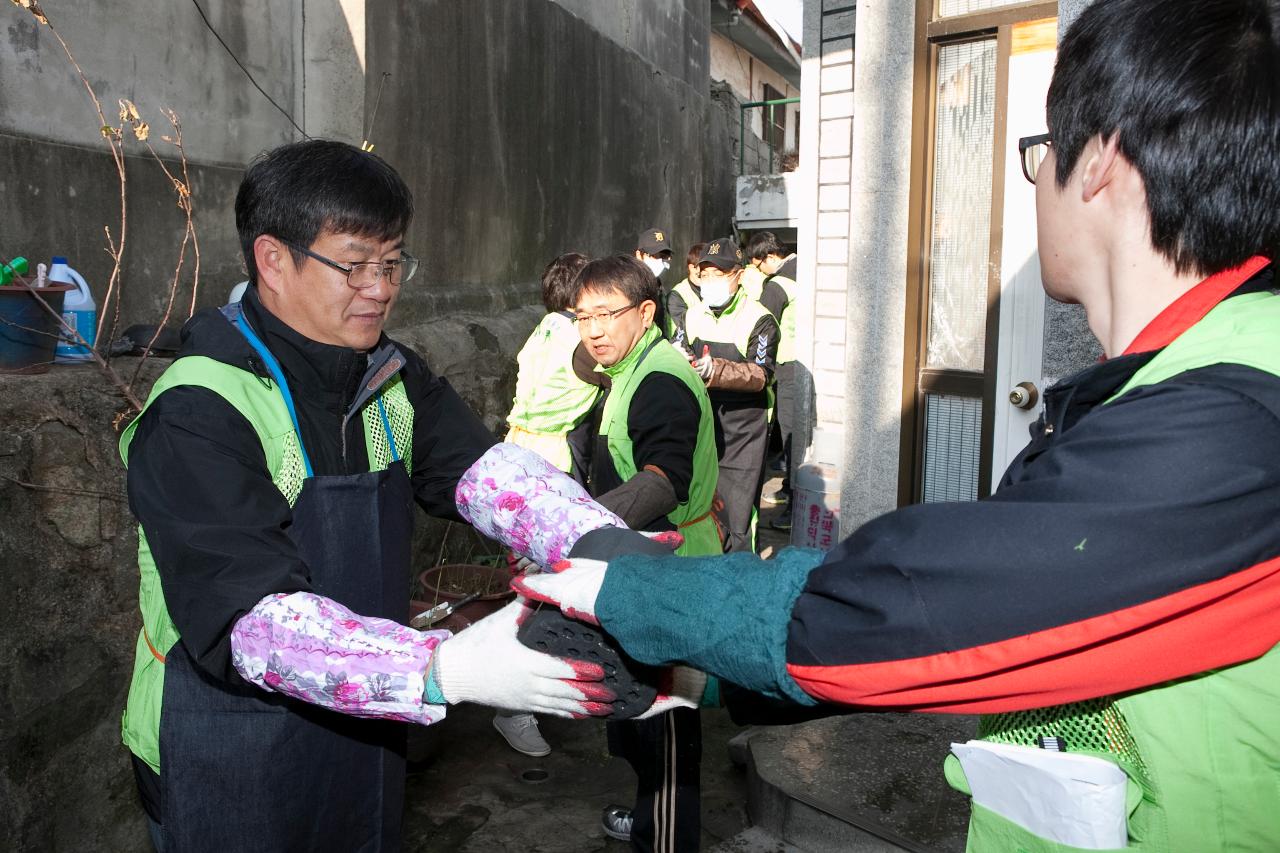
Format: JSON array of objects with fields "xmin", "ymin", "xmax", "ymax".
[{"xmin": 898, "ymin": 0, "xmax": 1056, "ymax": 506}]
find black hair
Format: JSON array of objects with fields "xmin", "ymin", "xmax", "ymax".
[
  {"xmin": 746, "ymin": 231, "xmax": 784, "ymax": 261},
  {"xmin": 1047, "ymin": 0, "xmax": 1280, "ymax": 274},
  {"xmin": 686, "ymin": 242, "xmax": 707, "ymax": 267},
  {"xmin": 235, "ymin": 139, "xmax": 414, "ymax": 283},
  {"xmin": 572, "ymin": 255, "xmax": 660, "ymax": 308},
  {"xmin": 540, "ymin": 252, "xmax": 591, "ymax": 311}
]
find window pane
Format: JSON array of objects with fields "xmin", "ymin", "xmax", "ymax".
[
  {"xmin": 922, "ymin": 393, "xmax": 982, "ymax": 502},
  {"xmin": 938, "ymin": 0, "xmax": 1026, "ymax": 18},
  {"xmin": 926, "ymin": 39, "xmax": 997, "ymax": 371}
]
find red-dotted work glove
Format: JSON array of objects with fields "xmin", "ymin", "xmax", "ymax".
[{"xmin": 430, "ymin": 599, "xmax": 616, "ymax": 717}]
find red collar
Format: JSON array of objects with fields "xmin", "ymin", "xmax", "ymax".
[{"xmin": 1122, "ymin": 256, "xmax": 1272, "ymax": 356}]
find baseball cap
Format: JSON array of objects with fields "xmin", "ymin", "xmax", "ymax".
[
  {"xmin": 697, "ymin": 237, "xmax": 744, "ymax": 270},
  {"xmin": 636, "ymin": 226, "xmax": 672, "ymax": 256}
]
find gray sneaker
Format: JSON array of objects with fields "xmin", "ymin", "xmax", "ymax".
[
  {"xmin": 492, "ymin": 712, "xmax": 551, "ymax": 757},
  {"xmin": 601, "ymin": 805, "xmax": 633, "ymax": 841}
]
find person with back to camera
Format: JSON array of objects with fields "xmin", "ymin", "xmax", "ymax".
[{"xmin": 518, "ymin": 1, "xmax": 1280, "ymax": 848}]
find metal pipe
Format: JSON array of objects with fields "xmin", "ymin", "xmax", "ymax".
[{"xmin": 737, "ymin": 97, "xmax": 801, "ymax": 175}]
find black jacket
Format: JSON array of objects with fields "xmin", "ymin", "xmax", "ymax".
[{"xmin": 126, "ymin": 288, "xmax": 495, "ymax": 683}]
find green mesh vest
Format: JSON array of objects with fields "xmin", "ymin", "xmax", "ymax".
[
  {"xmin": 598, "ymin": 326, "xmax": 722, "ymax": 556},
  {"xmin": 947, "ymin": 290, "xmax": 1280, "ymax": 851},
  {"xmin": 118, "ymin": 354, "xmax": 414, "ymax": 775}
]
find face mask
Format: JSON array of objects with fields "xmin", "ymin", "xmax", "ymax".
[
  {"xmin": 643, "ymin": 257, "xmax": 669, "ymax": 278},
  {"xmin": 700, "ymin": 277, "xmax": 732, "ymax": 308}
]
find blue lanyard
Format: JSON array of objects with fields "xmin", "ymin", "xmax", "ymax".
[
  {"xmin": 232, "ymin": 311, "xmax": 402, "ymax": 475},
  {"xmin": 233, "ymin": 311, "xmax": 316, "ymax": 479}
]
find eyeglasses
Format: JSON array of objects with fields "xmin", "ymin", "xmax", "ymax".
[
  {"xmin": 1018, "ymin": 133, "xmax": 1053, "ymax": 185},
  {"xmin": 573, "ymin": 302, "xmax": 639, "ymax": 327},
  {"xmin": 285, "ymin": 241, "xmax": 419, "ymax": 289}
]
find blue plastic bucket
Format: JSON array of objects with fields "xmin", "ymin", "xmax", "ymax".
[{"xmin": 0, "ymin": 284, "xmax": 73, "ymax": 374}]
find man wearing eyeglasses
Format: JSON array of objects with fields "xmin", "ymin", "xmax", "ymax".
[
  {"xmin": 573, "ymin": 254, "xmax": 720, "ymax": 851},
  {"xmin": 118, "ymin": 140, "xmax": 630, "ymax": 851},
  {"xmin": 519, "ymin": 0, "xmax": 1280, "ymax": 848}
]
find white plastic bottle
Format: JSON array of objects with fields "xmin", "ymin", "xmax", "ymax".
[{"xmin": 50, "ymin": 257, "xmax": 96, "ymax": 362}]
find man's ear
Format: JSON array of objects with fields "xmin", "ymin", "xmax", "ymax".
[
  {"xmin": 640, "ymin": 299, "xmax": 657, "ymax": 328},
  {"xmin": 253, "ymin": 235, "xmax": 289, "ymax": 296},
  {"xmin": 1080, "ymin": 134, "xmax": 1122, "ymax": 203}
]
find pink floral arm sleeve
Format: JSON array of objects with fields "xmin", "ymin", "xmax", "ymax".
[
  {"xmin": 455, "ymin": 443, "xmax": 627, "ymax": 566},
  {"xmin": 230, "ymin": 591, "xmax": 450, "ymax": 725}
]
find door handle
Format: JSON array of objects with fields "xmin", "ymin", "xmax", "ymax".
[{"xmin": 1008, "ymin": 381, "xmax": 1039, "ymax": 410}]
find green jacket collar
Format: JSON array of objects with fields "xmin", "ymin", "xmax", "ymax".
[{"xmin": 601, "ymin": 324, "xmax": 663, "ymax": 380}]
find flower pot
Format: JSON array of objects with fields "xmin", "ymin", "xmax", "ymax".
[
  {"xmin": 413, "ymin": 563, "xmax": 514, "ymax": 632},
  {"xmin": 0, "ymin": 284, "xmax": 74, "ymax": 374}
]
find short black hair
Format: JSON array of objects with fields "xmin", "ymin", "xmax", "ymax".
[
  {"xmin": 541, "ymin": 252, "xmax": 591, "ymax": 311},
  {"xmin": 235, "ymin": 139, "xmax": 414, "ymax": 283},
  {"xmin": 572, "ymin": 255, "xmax": 660, "ymax": 308},
  {"xmin": 685, "ymin": 242, "xmax": 707, "ymax": 267},
  {"xmin": 1047, "ymin": 0, "xmax": 1280, "ymax": 274},
  {"xmin": 746, "ymin": 231, "xmax": 784, "ymax": 261}
]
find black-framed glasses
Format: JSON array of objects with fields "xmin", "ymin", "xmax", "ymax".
[
  {"xmin": 285, "ymin": 241, "xmax": 419, "ymax": 289},
  {"xmin": 573, "ymin": 302, "xmax": 639, "ymax": 327},
  {"xmin": 1018, "ymin": 133, "xmax": 1053, "ymax": 185}
]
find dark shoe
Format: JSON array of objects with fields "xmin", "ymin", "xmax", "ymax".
[
  {"xmin": 770, "ymin": 512, "xmax": 792, "ymax": 532},
  {"xmin": 601, "ymin": 804, "xmax": 633, "ymax": 841}
]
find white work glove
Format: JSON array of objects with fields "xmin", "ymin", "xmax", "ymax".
[
  {"xmin": 511, "ymin": 557, "xmax": 608, "ymax": 625},
  {"xmin": 431, "ymin": 599, "xmax": 615, "ymax": 717},
  {"xmin": 673, "ymin": 338, "xmax": 694, "ymax": 361},
  {"xmin": 691, "ymin": 345, "xmax": 715, "ymax": 381},
  {"xmin": 634, "ymin": 666, "xmax": 709, "ymax": 719}
]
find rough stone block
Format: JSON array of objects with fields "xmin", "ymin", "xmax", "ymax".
[
  {"xmin": 819, "ymin": 118, "xmax": 852, "ymax": 157},
  {"xmin": 818, "ymin": 183, "xmax": 848, "ymax": 212},
  {"xmin": 820, "ymin": 63, "xmax": 854, "ymax": 94},
  {"xmin": 822, "ymin": 37, "xmax": 854, "ymax": 65},
  {"xmin": 817, "ymin": 237, "xmax": 849, "ymax": 264},
  {"xmin": 818, "ymin": 210, "xmax": 849, "ymax": 238},
  {"xmin": 816, "ymin": 263, "xmax": 849, "ymax": 291},
  {"xmin": 823, "ymin": 9, "xmax": 856, "ymax": 39},
  {"xmin": 819, "ymin": 156, "xmax": 851, "ymax": 184},
  {"xmin": 814, "ymin": 289, "xmax": 848, "ymax": 319},
  {"xmin": 820, "ymin": 91, "xmax": 855, "ymax": 119}
]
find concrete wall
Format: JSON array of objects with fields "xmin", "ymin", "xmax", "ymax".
[{"xmin": 367, "ymin": 0, "xmax": 726, "ymax": 324}]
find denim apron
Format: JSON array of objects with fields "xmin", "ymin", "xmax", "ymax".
[{"xmin": 158, "ymin": 309, "xmax": 414, "ymax": 852}]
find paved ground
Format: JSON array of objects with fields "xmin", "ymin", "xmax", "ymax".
[{"xmin": 403, "ymin": 704, "xmax": 751, "ymax": 852}]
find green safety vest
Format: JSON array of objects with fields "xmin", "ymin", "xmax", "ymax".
[
  {"xmin": 598, "ymin": 325, "xmax": 721, "ymax": 556},
  {"xmin": 764, "ymin": 272, "xmax": 798, "ymax": 365},
  {"xmin": 676, "ymin": 281, "xmax": 774, "ymax": 367},
  {"xmin": 117, "ymin": 354, "xmax": 413, "ymax": 775},
  {"xmin": 507, "ymin": 312, "xmax": 600, "ymax": 472},
  {"xmin": 947, "ymin": 289, "xmax": 1280, "ymax": 851}
]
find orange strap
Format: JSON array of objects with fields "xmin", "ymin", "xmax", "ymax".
[
  {"xmin": 678, "ymin": 506, "xmax": 716, "ymax": 529},
  {"xmin": 143, "ymin": 627, "xmax": 167, "ymax": 664}
]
